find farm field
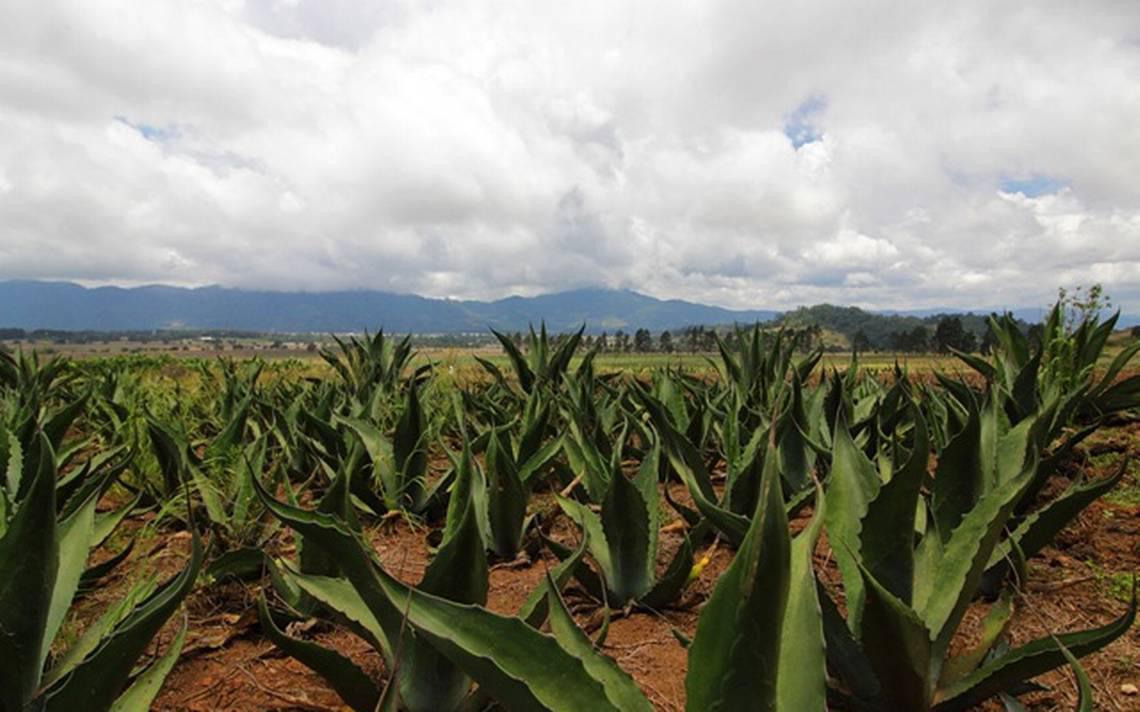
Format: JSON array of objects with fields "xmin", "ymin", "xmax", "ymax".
[{"xmin": 1, "ymin": 313, "xmax": 1137, "ymax": 711}]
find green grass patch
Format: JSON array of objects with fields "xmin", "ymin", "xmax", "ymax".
[{"xmin": 1087, "ymin": 561, "xmax": 1136, "ymax": 603}]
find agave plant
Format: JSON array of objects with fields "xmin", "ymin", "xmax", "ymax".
[
  {"xmin": 955, "ymin": 307, "xmax": 1140, "ymax": 436},
  {"xmin": 713, "ymin": 323, "xmax": 821, "ymax": 430},
  {"xmin": 636, "ymin": 384, "xmax": 817, "ymax": 545},
  {"xmin": 820, "ymin": 403, "xmax": 1135, "ymax": 710},
  {"xmin": 321, "ymin": 328, "xmax": 419, "ymax": 403},
  {"xmin": 473, "ymin": 421, "xmax": 560, "ymax": 558},
  {"xmin": 257, "ymin": 445, "xmax": 491, "ymax": 712},
  {"xmin": 0, "ymin": 434, "xmax": 203, "ymax": 712},
  {"xmin": 477, "ymin": 323, "xmax": 586, "ymax": 397},
  {"xmin": 556, "ymin": 433, "xmax": 694, "ymax": 608},
  {"xmin": 336, "ymin": 378, "xmax": 448, "ymax": 516},
  {"xmin": 927, "ymin": 385, "xmax": 1129, "ymax": 590},
  {"xmin": 0, "ymin": 347, "xmax": 75, "ymax": 416},
  {"xmin": 421, "ymin": 386, "xmax": 560, "ymax": 560},
  {"xmin": 648, "ymin": 368, "xmax": 720, "ymax": 456}
]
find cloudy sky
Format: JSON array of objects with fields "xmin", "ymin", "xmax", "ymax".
[{"xmin": 1, "ymin": 1, "xmax": 1138, "ymax": 313}]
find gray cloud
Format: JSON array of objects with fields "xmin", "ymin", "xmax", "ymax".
[{"xmin": 0, "ymin": 0, "xmax": 1138, "ymax": 313}]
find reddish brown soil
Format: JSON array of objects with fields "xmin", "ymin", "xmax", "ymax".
[{"xmin": 72, "ymin": 422, "xmax": 1138, "ymax": 711}]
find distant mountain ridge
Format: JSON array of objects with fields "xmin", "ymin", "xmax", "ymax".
[
  {"xmin": 3, "ymin": 281, "xmax": 1133, "ymax": 335},
  {"xmin": 0, "ymin": 281, "xmax": 779, "ymax": 333}
]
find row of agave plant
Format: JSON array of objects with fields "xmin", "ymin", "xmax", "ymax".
[{"xmin": 0, "ymin": 304, "xmax": 1137, "ymax": 711}]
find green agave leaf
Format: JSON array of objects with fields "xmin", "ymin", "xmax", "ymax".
[
  {"xmin": 43, "ymin": 395, "xmax": 88, "ymax": 452},
  {"xmin": 518, "ymin": 535, "xmax": 588, "ymax": 627},
  {"xmin": 204, "ymin": 393, "xmax": 251, "ymax": 461},
  {"xmin": 984, "ymin": 414, "xmax": 1034, "ymax": 494},
  {"xmin": 485, "ymin": 429, "xmax": 527, "ymax": 558},
  {"xmin": 78, "ymin": 539, "xmax": 135, "ymax": 594},
  {"xmin": 544, "ymin": 577, "xmax": 653, "ymax": 712},
  {"xmin": 107, "ymin": 617, "xmax": 189, "ymax": 712},
  {"xmin": 41, "ymin": 578, "xmax": 155, "ymax": 690},
  {"xmin": 91, "ymin": 495, "xmax": 138, "ymax": 550},
  {"xmin": 776, "ymin": 379, "xmax": 813, "ymax": 494},
  {"xmin": 912, "ymin": 508, "xmax": 944, "ymax": 612},
  {"xmin": 640, "ymin": 536, "xmax": 693, "ymax": 610},
  {"xmin": 684, "ymin": 441, "xmax": 791, "ymax": 712},
  {"xmin": 920, "ymin": 456, "xmax": 1035, "ymax": 659},
  {"xmin": 400, "ymin": 476, "xmax": 488, "ymax": 712},
  {"xmin": 556, "ymin": 494, "xmax": 615, "ymax": 587},
  {"xmin": 1077, "ymin": 314, "xmax": 1117, "ymax": 371},
  {"xmin": 938, "ymin": 591, "xmax": 1013, "ymax": 689},
  {"xmin": 188, "ymin": 465, "xmax": 228, "ymax": 531},
  {"xmin": 644, "ymin": 392, "xmax": 750, "ymax": 545},
  {"xmin": 43, "ymin": 531, "xmax": 204, "ymax": 712},
  {"xmin": 56, "ymin": 444, "xmax": 129, "ymax": 520},
  {"xmin": 989, "ymin": 458, "xmax": 1127, "ymax": 568},
  {"xmin": 231, "ymin": 436, "xmax": 268, "ymax": 530},
  {"xmin": 825, "ymin": 415, "xmax": 881, "ymax": 633},
  {"xmin": 951, "ymin": 347, "xmax": 997, "ymax": 381},
  {"xmin": 393, "ymin": 381, "xmax": 427, "ymax": 509},
  {"xmin": 1091, "ymin": 340, "xmax": 1140, "ymax": 398},
  {"xmin": 295, "ymin": 458, "xmax": 360, "ymax": 596},
  {"xmin": 204, "ymin": 547, "xmax": 265, "ymax": 583},
  {"xmin": 41, "ymin": 490, "xmax": 99, "ymax": 673},
  {"xmin": 258, "ymin": 596, "xmax": 380, "ymax": 712},
  {"xmin": 338, "ymin": 416, "xmax": 400, "ymax": 508},
  {"xmin": 518, "ymin": 434, "xmax": 562, "ymax": 485},
  {"xmin": 546, "ymin": 325, "xmax": 585, "ymax": 387},
  {"xmin": 473, "ymin": 355, "xmax": 510, "ymax": 392},
  {"xmin": 817, "ymin": 581, "xmax": 882, "ymax": 707},
  {"xmin": 857, "ymin": 561, "xmax": 933, "ymax": 710},
  {"xmin": 1059, "ymin": 639, "xmax": 1093, "ymax": 712},
  {"xmin": 0, "ymin": 435, "xmax": 58, "ymax": 711},
  {"xmin": 600, "ymin": 467, "xmax": 653, "ymax": 605},
  {"xmin": 777, "ymin": 485, "xmax": 827, "ymax": 712},
  {"xmin": 860, "ymin": 409, "xmax": 928, "ymax": 604},
  {"xmin": 930, "ymin": 402, "xmax": 983, "ymax": 543},
  {"xmin": 563, "ymin": 419, "xmax": 611, "ymax": 502},
  {"xmin": 634, "ymin": 433, "xmax": 662, "ymax": 536},
  {"xmin": 933, "ymin": 587, "xmax": 1135, "ymax": 710},
  {"xmin": 146, "ymin": 416, "xmax": 187, "ymax": 495},
  {"xmin": 275, "ymin": 563, "xmax": 390, "ymax": 656},
  {"xmin": 661, "ymin": 473, "xmax": 701, "ymax": 527},
  {"xmin": 542, "ymin": 532, "xmax": 609, "ymax": 603},
  {"xmin": 490, "ymin": 328, "xmax": 534, "ymax": 393},
  {"xmin": 1008, "ymin": 350, "xmax": 1043, "ymax": 421}
]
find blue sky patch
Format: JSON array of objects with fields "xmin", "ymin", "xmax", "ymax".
[
  {"xmin": 999, "ymin": 174, "xmax": 1067, "ymax": 197},
  {"xmin": 783, "ymin": 95, "xmax": 826, "ymax": 148},
  {"xmin": 114, "ymin": 116, "xmax": 176, "ymax": 143}
]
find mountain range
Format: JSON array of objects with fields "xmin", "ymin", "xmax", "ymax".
[
  {"xmin": 2, "ymin": 281, "xmax": 1133, "ymax": 335},
  {"xmin": 0, "ymin": 280, "xmax": 779, "ymax": 333}
]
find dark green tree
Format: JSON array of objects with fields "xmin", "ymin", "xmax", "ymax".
[
  {"xmin": 980, "ymin": 318, "xmax": 998, "ymax": 355},
  {"xmin": 614, "ymin": 330, "xmax": 629, "ymax": 352},
  {"xmin": 634, "ymin": 328, "xmax": 653, "ymax": 353},
  {"xmin": 933, "ymin": 316, "xmax": 976, "ymax": 353}
]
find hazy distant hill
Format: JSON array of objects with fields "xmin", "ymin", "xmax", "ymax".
[
  {"xmin": 3, "ymin": 281, "xmax": 1131, "ymax": 336},
  {"xmin": 779, "ymin": 304, "xmax": 998, "ymax": 347},
  {"xmin": 0, "ymin": 281, "xmax": 778, "ymax": 333}
]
